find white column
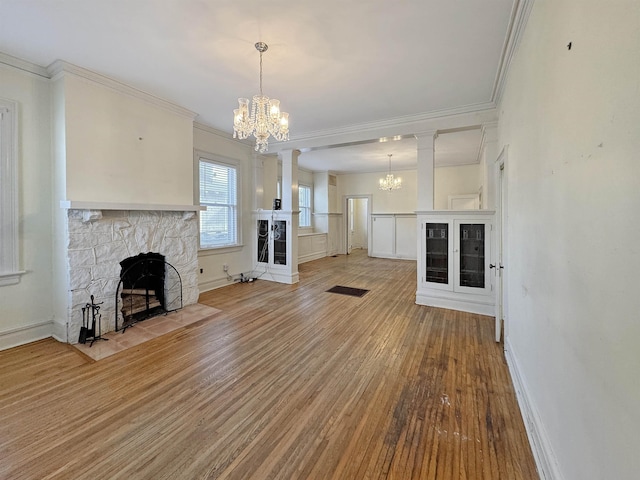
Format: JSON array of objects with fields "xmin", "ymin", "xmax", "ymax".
[
  {"xmin": 278, "ymin": 149, "xmax": 299, "ymax": 284},
  {"xmin": 415, "ymin": 131, "xmax": 437, "ymax": 211},
  {"xmin": 480, "ymin": 122, "xmax": 498, "ymax": 210},
  {"xmin": 280, "ymin": 149, "xmax": 299, "ymax": 211},
  {"xmin": 252, "ymin": 153, "xmax": 264, "ymax": 211}
]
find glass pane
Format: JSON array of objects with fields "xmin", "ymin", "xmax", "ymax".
[
  {"xmin": 257, "ymin": 220, "xmax": 269, "ymax": 263},
  {"xmin": 273, "ymin": 220, "xmax": 287, "ymax": 265},
  {"xmin": 199, "ymin": 160, "xmax": 238, "ymax": 248},
  {"xmin": 459, "ymin": 223, "xmax": 485, "ymax": 288},
  {"xmin": 200, "ymin": 205, "xmax": 235, "ymax": 247},
  {"xmin": 425, "ymin": 223, "xmax": 448, "ymax": 284}
]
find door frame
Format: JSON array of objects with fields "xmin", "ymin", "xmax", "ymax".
[
  {"xmin": 343, "ymin": 194, "xmax": 372, "ymax": 255},
  {"xmin": 494, "ymin": 145, "xmax": 509, "ymax": 342}
]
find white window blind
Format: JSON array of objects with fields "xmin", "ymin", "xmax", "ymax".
[
  {"xmin": 299, "ymin": 185, "xmax": 311, "ymax": 227},
  {"xmin": 199, "ymin": 160, "xmax": 238, "ymax": 248}
]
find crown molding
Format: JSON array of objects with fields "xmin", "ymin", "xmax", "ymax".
[
  {"xmin": 0, "ymin": 51, "xmax": 49, "ymax": 78},
  {"xmin": 47, "ymin": 60, "xmax": 198, "ymax": 120},
  {"xmin": 492, "ymin": 0, "xmax": 537, "ymax": 106},
  {"xmin": 287, "ymin": 101, "xmax": 497, "ymax": 145}
]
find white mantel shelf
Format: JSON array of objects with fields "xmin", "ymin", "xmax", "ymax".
[{"xmin": 60, "ymin": 200, "xmax": 205, "ymax": 212}]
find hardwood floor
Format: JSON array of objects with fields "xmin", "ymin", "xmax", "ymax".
[{"xmin": 0, "ymin": 251, "xmax": 538, "ymax": 479}]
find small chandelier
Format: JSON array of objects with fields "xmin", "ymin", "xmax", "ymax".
[
  {"xmin": 379, "ymin": 154, "xmax": 402, "ymax": 191},
  {"xmin": 233, "ymin": 42, "xmax": 290, "ymax": 153}
]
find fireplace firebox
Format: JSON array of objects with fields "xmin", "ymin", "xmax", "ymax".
[{"xmin": 115, "ymin": 252, "xmax": 183, "ymax": 331}]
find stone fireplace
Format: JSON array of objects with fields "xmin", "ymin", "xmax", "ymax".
[{"xmin": 63, "ymin": 208, "xmax": 199, "ymax": 343}]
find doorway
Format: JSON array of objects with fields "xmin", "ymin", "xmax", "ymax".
[
  {"xmin": 345, "ymin": 196, "xmax": 370, "ymax": 255},
  {"xmin": 495, "ymin": 147, "xmax": 508, "ymax": 343}
]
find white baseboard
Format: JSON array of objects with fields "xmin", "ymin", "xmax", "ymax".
[
  {"xmin": 370, "ymin": 252, "xmax": 417, "ymax": 261},
  {"xmin": 298, "ymin": 251, "xmax": 327, "ymax": 264},
  {"xmin": 198, "ymin": 275, "xmax": 236, "ymax": 294},
  {"xmin": 504, "ymin": 337, "xmax": 564, "ymax": 480},
  {"xmin": 415, "ymin": 292, "xmax": 494, "ymax": 316},
  {"xmin": 0, "ymin": 320, "xmax": 53, "ymax": 351}
]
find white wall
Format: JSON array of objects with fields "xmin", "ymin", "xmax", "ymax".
[
  {"xmin": 338, "ymin": 170, "xmax": 417, "ymax": 214},
  {"xmin": 61, "ymin": 73, "xmax": 194, "ymax": 205},
  {"xmin": 433, "ymin": 163, "xmax": 481, "ymax": 210},
  {"xmin": 499, "ymin": 1, "xmax": 640, "ymax": 479},
  {"xmin": 194, "ymin": 124, "xmax": 256, "ymax": 292},
  {"xmin": 0, "ymin": 63, "xmax": 54, "ymax": 349}
]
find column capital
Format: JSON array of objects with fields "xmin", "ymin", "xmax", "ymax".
[{"xmin": 414, "ymin": 130, "xmax": 438, "ymax": 149}]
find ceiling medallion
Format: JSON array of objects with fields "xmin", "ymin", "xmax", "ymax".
[{"xmin": 233, "ymin": 42, "xmax": 290, "ymax": 153}]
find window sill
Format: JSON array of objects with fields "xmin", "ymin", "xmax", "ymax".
[
  {"xmin": 198, "ymin": 245, "xmax": 244, "ymax": 256},
  {"xmin": 0, "ymin": 270, "xmax": 26, "ymax": 287}
]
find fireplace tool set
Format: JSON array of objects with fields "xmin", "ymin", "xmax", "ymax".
[{"xmin": 78, "ymin": 295, "xmax": 108, "ymax": 347}]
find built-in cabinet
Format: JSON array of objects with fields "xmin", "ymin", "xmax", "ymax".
[
  {"xmin": 416, "ymin": 210, "xmax": 495, "ymax": 315},
  {"xmin": 253, "ymin": 211, "xmax": 298, "ymax": 284},
  {"xmin": 370, "ymin": 213, "xmax": 417, "ymax": 260}
]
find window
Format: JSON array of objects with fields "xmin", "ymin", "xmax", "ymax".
[
  {"xmin": 299, "ymin": 184, "xmax": 312, "ymax": 228},
  {"xmin": 198, "ymin": 156, "xmax": 239, "ymax": 249},
  {"xmin": 0, "ymin": 98, "xmax": 23, "ymax": 286}
]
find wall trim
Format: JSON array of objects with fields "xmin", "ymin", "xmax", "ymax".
[
  {"xmin": 0, "ymin": 51, "xmax": 50, "ymax": 78},
  {"xmin": 299, "ymin": 251, "xmax": 327, "ymax": 264},
  {"xmin": 504, "ymin": 337, "xmax": 564, "ymax": 480},
  {"xmin": 47, "ymin": 60, "xmax": 198, "ymax": 120},
  {"xmin": 492, "ymin": 0, "xmax": 537, "ymax": 105},
  {"xmin": 0, "ymin": 320, "xmax": 53, "ymax": 351}
]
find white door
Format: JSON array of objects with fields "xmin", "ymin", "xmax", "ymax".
[{"xmin": 347, "ymin": 198, "xmax": 354, "ymax": 254}]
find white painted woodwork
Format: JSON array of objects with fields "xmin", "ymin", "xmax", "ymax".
[
  {"xmin": 0, "ymin": 99, "xmax": 24, "ymax": 286},
  {"xmin": 370, "ymin": 213, "xmax": 417, "ymax": 260},
  {"xmin": 447, "ymin": 194, "xmax": 480, "ymax": 210},
  {"xmin": 253, "ymin": 210, "xmax": 299, "ymax": 285},
  {"xmin": 298, "ymin": 233, "xmax": 327, "ymax": 264},
  {"xmin": 416, "ymin": 210, "xmax": 495, "ymax": 315}
]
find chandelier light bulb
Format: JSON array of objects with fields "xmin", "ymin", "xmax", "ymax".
[{"xmin": 233, "ymin": 42, "xmax": 290, "ymax": 153}]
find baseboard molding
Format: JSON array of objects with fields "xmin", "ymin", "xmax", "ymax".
[
  {"xmin": 415, "ymin": 292, "xmax": 494, "ymax": 316},
  {"xmin": 198, "ymin": 276, "xmax": 236, "ymax": 294},
  {"xmin": 504, "ymin": 337, "xmax": 564, "ymax": 480},
  {"xmin": 299, "ymin": 251, "xmax": 327, "ymax": 264},
  {"xmin": 370, "ymin": 252, "xmax": 417, "ymax": 261},
  {"xmin": 0, "ymin": 320, "xmax": 53, "ymax": 351}
]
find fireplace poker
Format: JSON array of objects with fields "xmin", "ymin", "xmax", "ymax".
[{"xmin": 78, "ymin": 306, "xmax": 88, "ymax": 344}]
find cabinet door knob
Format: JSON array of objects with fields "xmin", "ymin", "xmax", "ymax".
[{"xmin": 490, "ymin": 264, "xmax": 496, "ymax": 269}]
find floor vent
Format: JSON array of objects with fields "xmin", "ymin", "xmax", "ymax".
[{"xmin": 326, "ymin": 285, "xmax": 369, "ymax": 297}]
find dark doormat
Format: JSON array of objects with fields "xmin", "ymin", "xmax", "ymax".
[{"xmin": 326, "ymin": 285, "xmax": 369, "ymax": 297}]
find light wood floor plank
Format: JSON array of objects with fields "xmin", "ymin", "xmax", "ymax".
[{"xmin": 0, "ymin": 251, "xmax": 538, "ymax": 479}]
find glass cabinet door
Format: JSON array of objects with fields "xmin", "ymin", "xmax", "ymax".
[
  {"xmin": 459, "ymin": 223, "xmax": 485, "ymax": 288},
  {"xmin": 425, "ymin": 223, "xmax": 449, "ymax": 284},
  {"xmin": 257, "ymin": 219, "xmax": 269, "ymax": 263},
  {"xmin": 273, "ymin": 220, "xmax": 287, "ymax": 265}
]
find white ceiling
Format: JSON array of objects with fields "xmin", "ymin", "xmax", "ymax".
[{"xmin": 0, "ymin": 0, "xmax": 515, "ymax": 172}]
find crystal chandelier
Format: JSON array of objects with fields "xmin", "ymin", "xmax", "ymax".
[
  {"xmin": 379, "ymin": 154, "xmax": 402, "ymax": 191},
  {"xmin": 233, "ymin": 42, "xmax": 290, "ymax": 153}
]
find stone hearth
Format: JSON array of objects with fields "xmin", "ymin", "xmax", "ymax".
[{"xmin": 65, "ymin": 209, "xmax": 199, "ymax": 343}]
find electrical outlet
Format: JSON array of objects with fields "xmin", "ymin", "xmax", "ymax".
[{"xmin": 223, "ymin": 264, "xmax": 229, "ymax": 272}]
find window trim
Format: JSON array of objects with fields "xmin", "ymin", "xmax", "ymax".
[
  {"xmin": 299, "ymin": 183, "xmax": 312, "ymax": 229},
  {"xmin": 195, "ymin": 150, "xmax": 242, "ymax": 251},
  {"xmin": 0, "ymin": 98, "xmax": 24, "ymax": 286}
]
